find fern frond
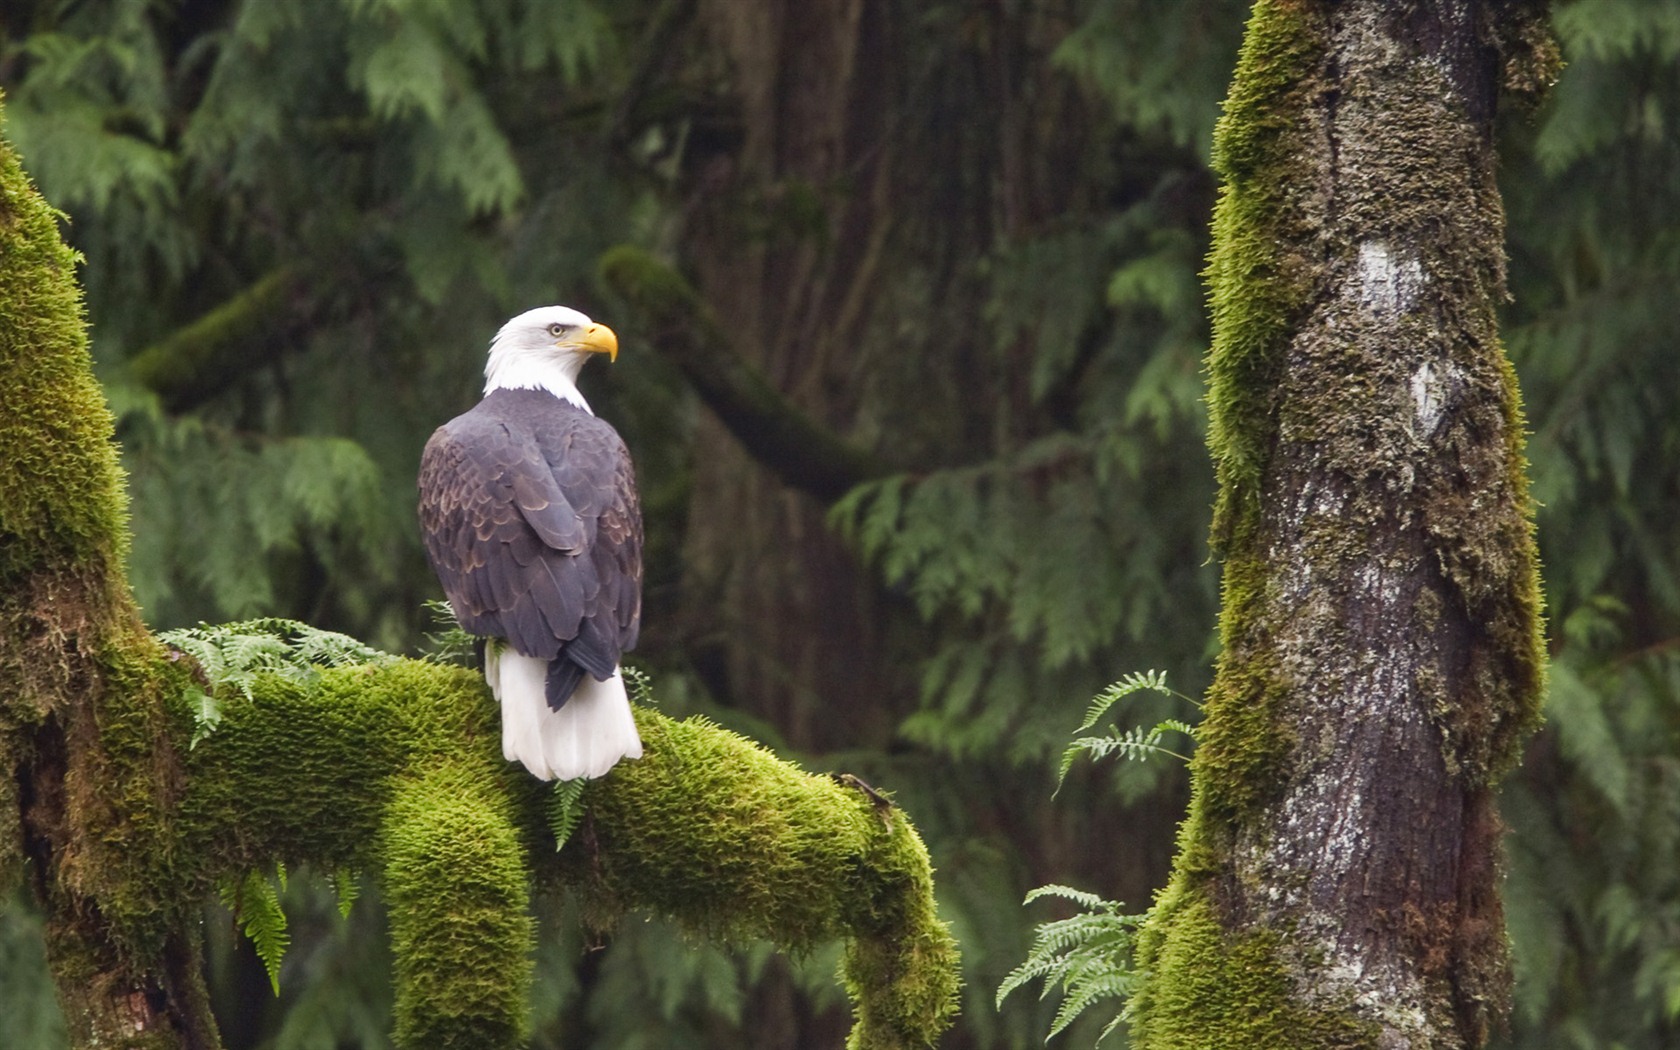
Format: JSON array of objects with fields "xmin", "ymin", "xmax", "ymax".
[
  {"xmin": 1024, "ymin": 883, "xmax": 1117, "ymax": 911},
  {"xmin": 332, "ymin": 868, "xmax": 360, "ymax": 920},
  {"xmin": 1075, "ymin": 670, "xmax": 1172, "ymax": 732},
  {"xmin": 547, "ymin": 777, "xmax": 589, "ymax": 851},
  {"xmin": 1000, "ymin": 875, "xmax": 1150, "ymax": 1044},
  {"xmin": 622, "ymin": 664, "xmax": 654, "ymax": 707},
  {"xmin": 160, "ymin": 620, "xmax": 393, "ymax": 743},
  {"xmin": 419, "ymin": 599, "xmax": 477, "ymax": 666},
  {"xmin": 218, "ymin": 868, "xmax": 290, "ymax": 994},
  {"xmin": 1056, "ymin": 719, "xmax": 1196, "ymax": 791},
  {"xmin": 1048, "ymin": 967, "xmax": 1137, "ymax": 1039},
  {"xmin": 186, "ymin": 685, "xmax": 222, "ymax": 748}
]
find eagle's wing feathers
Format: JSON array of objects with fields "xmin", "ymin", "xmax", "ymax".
[{"xmin": 418, "ymin": 390, "xmax": 642, "ymax": 680}]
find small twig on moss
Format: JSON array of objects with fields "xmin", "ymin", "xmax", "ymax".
[{"xmin": 831, "ymin": 772, "xmax": 895, "ymax": 826}]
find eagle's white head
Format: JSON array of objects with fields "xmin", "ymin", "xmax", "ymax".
[{"xmin": 484, "ymin": 305, "xmax": 619, "ymax": 410}]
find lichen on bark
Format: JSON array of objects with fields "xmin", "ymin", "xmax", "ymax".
[{"xmin": 1132, "ymin": 1, "xmax": 1549, "ymax": 1047}]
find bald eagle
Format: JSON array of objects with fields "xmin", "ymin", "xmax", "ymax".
[{"xmin": 418, "ymin": 306, "xmax": 643, "ymax": 780}]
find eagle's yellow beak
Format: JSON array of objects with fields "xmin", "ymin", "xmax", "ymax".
[{"xmin": 574, "ymin": 322, "xmax": 619, "ymax": 363}]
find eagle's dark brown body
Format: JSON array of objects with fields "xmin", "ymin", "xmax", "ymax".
[{"xmin": 419, "ymin": 387, "xmax": 643, "ymax": 711}]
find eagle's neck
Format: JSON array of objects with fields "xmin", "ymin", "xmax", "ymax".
[{"xmin": 483, "ymin": 348, "xmax": 593, "ymax": 413}]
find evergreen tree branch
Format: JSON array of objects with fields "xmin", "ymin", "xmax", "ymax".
[
  {"xmin": 598, "ymin": 244, "xmax": 897, "ymax": 503},
  {"xmin": 126, "ymin": 264, "xmax": 301, "ymax": 412}
]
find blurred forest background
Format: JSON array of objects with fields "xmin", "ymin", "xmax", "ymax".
[{"xmin": 0, "ymin": 0, "xmax": 1677, "ymax": 1047}]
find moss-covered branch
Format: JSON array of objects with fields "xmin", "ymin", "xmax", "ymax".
[
  {"xmin": 126, "ymin": 265, "xmax": 301, "ymax": 412},
  {"xmin": 598, "ymin": 244, "xmax": 896, "ymax": 503},
  {"xmin": 0, "ymin": 104, "xmax": 957, "ymax": 1048},
  {"xmin": 183, "ymin": 660, "xmax": 959, "ymax": 1049}
]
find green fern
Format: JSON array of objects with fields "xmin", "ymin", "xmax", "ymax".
[
  {"xmin": 1057, "ymin": 720, "xmax": 1197, "ymax": 788},
  {"xmin": 419, "ymin": 599, "xmax": 478, "ymax": 666},
  {"xmin": 160, "ymin": 618, "xmax": 392, "ymax": 746},
  {"xmin": 331, "ymin": 868, "xmax": 361, "ymax": 921},
  {"xmin": 997, "ymin": 884, "xmax": 1146, "ymax": 1044},
  {"xmin": 1056, "ymin": 672, "xmax": 1199, "ymax": 790},
  {"xmin": 218, "ymin": 866, "xmax": 291, "ymax": 995},
  {"xmin": 547, "ymin": 778, "xmax": 589, "ymax": 852},
  {"xmin": 623, "ymin": 664, "xmax": 655, "ymax": 707},
  {"xmin": 1008, "ymin": 673, "xmax": 1202, "ymax": 1041}
]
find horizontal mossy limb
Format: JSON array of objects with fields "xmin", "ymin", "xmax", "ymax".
[
  {"xmin": 125, "ymin": 265, "xmax": 301, "ymax": 413},
  {"xmin": 176, "ymin": 659, "xmax": 959, "ymax": 1049}
]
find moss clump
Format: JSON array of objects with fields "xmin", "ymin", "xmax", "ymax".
[
  {"xmin": 180, "ymin": 660, "xmax": 496, "ymax": 875},
  {"xmin": 1202, "ymin": 0, "xmax": 1327, "ymax": 549},
  {"xmin": 1190, "ymin": 545, "xmax": 1296, "ymax": 825},
  {"xmin": 1132, "ymin": 879, "xmax": 1377, "ymax": 1049},
  {"xmin": 384, "ymin": 763, "xmax": 534, "ymax": 1049},
  {"xmin": 597, "ymin": 243, "xmax": 704, "ymax": 321},
  {"xmin": 0, "ymin": 112, "xmax": 129, "ymax": 582},
  {"xmin": 65, "ymin": 636, "xmax": 201, "ymax": 960}
]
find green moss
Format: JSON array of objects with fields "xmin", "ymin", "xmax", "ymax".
[
  {"xmin": 0, "ymin": 111, "xmax": 128, "ymax": 582},
  {"xmin": 595, "ymin": 243, "xmax": 891, "ymax": 501},
  {"xmin": 180, "ymin": 660, "xmax": 515, "ymax": 890},
  {"xmin": 1202, "ymin": 0, "xmax": 1326, "ymax": 550},
  {"xmin": 71, "ymin": 636, "xmax": 203, "ymax": 961},
  {"xmin": 1132, "ymin": 881, "xmax": 1377, "ymax": 1049},
  {"xmin": 384, "ymin": 763, "xmax": 533, "ymax": 1050},
  {"xmin": 0, "ymin": 97, "xmax": 137, "ymax": 889},
  {"xmin": 597, "ymin": 243, "xmax": 703, "ymax": 321},
  {"xmin": 1460, "ymin": 343, "xmax": 1547, "ymax": 780},
  {"xmin": 127, "ymin": 265, "xmax": 298, "ymax": 410},
  {"xmin": 1191, "ymin": 545, "xmax": 1295, "ymax": 824}
]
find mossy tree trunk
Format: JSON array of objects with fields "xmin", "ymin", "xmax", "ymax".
[
  {"xmin": 0, "ymin": 113, "xmax": 957, "ymax": 1050},
  {"xmin": 1129, "ymin": 2, "xmax": 1553, "ymax": 1047}
]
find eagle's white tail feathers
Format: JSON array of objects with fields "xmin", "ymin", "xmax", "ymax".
[{"xmin": 484, "ymin": 648, "xmax": 642, "ymax": 780}]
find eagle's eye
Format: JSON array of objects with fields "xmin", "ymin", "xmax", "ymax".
[{"xmin": 547, "ymin": 322, "xmax": 568, "ymax": 338}]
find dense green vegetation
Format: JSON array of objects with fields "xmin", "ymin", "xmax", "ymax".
[{"xmin": 1, "ymin": 0, "xmax": 1677, "ymax": 1046}]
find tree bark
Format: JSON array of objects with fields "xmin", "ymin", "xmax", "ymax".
[{"xmin": 1131, "ymin": 1, "xmax": 1553, "ymax": 1046}]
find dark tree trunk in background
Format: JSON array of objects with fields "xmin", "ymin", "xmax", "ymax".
[
  {"xmin": 1130, "ymin": 1, "xmax": 1550, "ymax": 1047},
  {"xmin": 674, "ymin": 0, "xmax": 1095, "ymax": 749}
]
